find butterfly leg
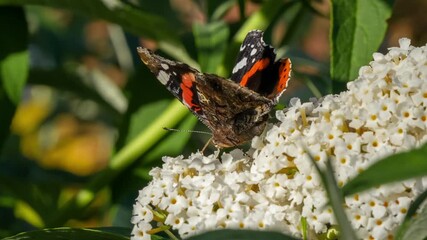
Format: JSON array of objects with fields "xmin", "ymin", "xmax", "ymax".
[{"xmin": 201, "ymin": 137, "xmax": 213, "ymax": 154}]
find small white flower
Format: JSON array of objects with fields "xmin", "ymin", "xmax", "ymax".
[
  {"xmin": 158, "ymin": 192, "xmax": 188, "ymax": 215},
  {"xmin": 165, "ymin": 213, "xmax": 185, "ymax": 229},
  {"xmin": 131, "ymin": 222, "xmax": 152, "ymax": 240},
  {"xmin": 349, "ymin": 208, "xmax": 368, "ymax": 229},
  {"xmin": 399, "ymin": 38, "xmax": 411, "ymax": 50},
  {"xmin": 179, "ymin": 216, "xmax": 204, "ymax": 238},
  {"xmin": 389, "ymin": 196, "xmax": 412, "ymax": 222},
  {"xmin": 263, "ymin": 174, "xmax": 288, "ymax": 200},
  {"xmin": 131, "ymin": 203, "xmax": 153, "ymax": 224}
]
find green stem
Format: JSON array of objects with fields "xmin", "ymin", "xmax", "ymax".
[{"xmin": 164, "ymin": 229, "xmax": 180, "ymax": 240}]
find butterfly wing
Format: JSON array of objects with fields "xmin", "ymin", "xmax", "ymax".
[
  {"xmin": 137, "ymin": 47, "xmax": 207, "ymax": 121},
  {"xmin": 230, "ymin": 30, "xmax": 292, "ymax": 101},
  {"xmin": 137, "ymin": 46, "xmax": 273, "ymax": 147}
]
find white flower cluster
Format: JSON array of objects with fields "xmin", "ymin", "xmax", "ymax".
[{"xmin": 131, "ymin": 39, "xmax": 427, "ymax": 240}]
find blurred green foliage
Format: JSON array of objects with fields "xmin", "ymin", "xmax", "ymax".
[{"xmin": 0, "ymin": 0, "xmax": 426, "ymax": 239}]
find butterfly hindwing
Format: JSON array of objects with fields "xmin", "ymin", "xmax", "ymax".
[
  {"xmin": 230, "ymin": 30, "xmax": 276, "ymax": 90},
  {"xmin": 268, "ymin": 58, "xmax": 292, "ymax": 99},
  {"xmin": 230, "ymin": 30, "xmax": 291, "ymax": 101}
]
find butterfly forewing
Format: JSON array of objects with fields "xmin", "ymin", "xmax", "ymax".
[{"xmin": 137, "ymin": 47, "xmax": 205, "ymax": 117}]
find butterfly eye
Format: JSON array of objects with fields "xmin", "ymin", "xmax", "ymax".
[{"xmin": 209, "ymin": 80, "xmax": 222, "ymax": 92}]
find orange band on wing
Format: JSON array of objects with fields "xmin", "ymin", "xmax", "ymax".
[
  {"xmin": 275, "ymin": 58, "xmax": 292, "ymax": 94},
  {"xmin": 239, "ymin": 58, "xmax": 270, "ymax": 87},
  {"xmin": 180, "ymin": 73, "xmax": 202, "ymax": 113}
]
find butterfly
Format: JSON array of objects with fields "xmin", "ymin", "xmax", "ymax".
[{"xmin": 137, "ymin": 30, "xmax": 291, "ymax": 148}]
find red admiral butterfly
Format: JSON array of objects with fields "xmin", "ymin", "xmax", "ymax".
[{"xmin": 137, "ymin": 30, "xmax": 291, "ymax": 148}]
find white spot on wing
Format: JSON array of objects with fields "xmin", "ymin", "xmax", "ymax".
[
  {"xmin": 161, "ymin": 63, "xmax": 169, "ymax": 70},
  {"xmin": 232, "ymin": 57, "xmax": 247, "ymax": 74},
  {"xmin": 240, "ymin": 44, "xmax": 246, "ymax": 51},
  {"xmin": 157, "ymin": 70, "xmax": 170, "ymax": 85},
  {"xmin": 250, "ymin": 48, "xmax": 257, "ymax": 56}
]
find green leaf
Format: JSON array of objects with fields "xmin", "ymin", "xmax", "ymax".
[
  {"xmin": 2, "ymin": 227, "xmax": 129, "ymax": 240},
  {"xmin": 193, "ymin": 21, "xmax": 229, "ymax": 74},
  {"xmin": 330, "ymin": 0, "xmax": 394, "ymax": 82},
  {"xmin": 395, "ymin": 204, "xmax": 427, "ymax": 240},
  {"xmin": 395, "ymin": 189, "xmax": 427, "ymax": 239},
  {"xmin": 1, "ymin": 52, "xmax": 28, "ymax": 104},
  {"xmin": 0, "ymin": 6, "xmax": 28, "ymax": 151},
  {"xmin": 404, "ymin": 189, "xmax": 427, "ymax": 223},
  {"xmin": 342, "ymin": 143, "xmax": 427, "ymax": 197},
  {"xmin": 0, "ymin": 6, "xmax": 28, "ymax": 104},
  {"xmin": 187, "ymin": 229, "xmax": 299, "ymax": 240},
  {"xmin": 308, "ymin": 156, "xmax": 358, "ymax": 240}
]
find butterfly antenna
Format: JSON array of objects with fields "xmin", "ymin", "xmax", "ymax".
[
  {"xmin": 163, "ymin": 127, "xmax": 212, "ymax": 135},
  {"xmin": 164, "ymin": 127, "xmax": 214, "ymax": 153}
]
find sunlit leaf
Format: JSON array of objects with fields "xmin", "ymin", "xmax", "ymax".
[
  {"xmin": 1, "ymin": 51, "xmax": 28, "ymax": 104},
  {"xmin": 330, "ymin": 0, "xmax": 394, "ymax": 82},
  {"xmin": 193, "ymin": 21, "xmax": 229, "ymax": 74}
]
